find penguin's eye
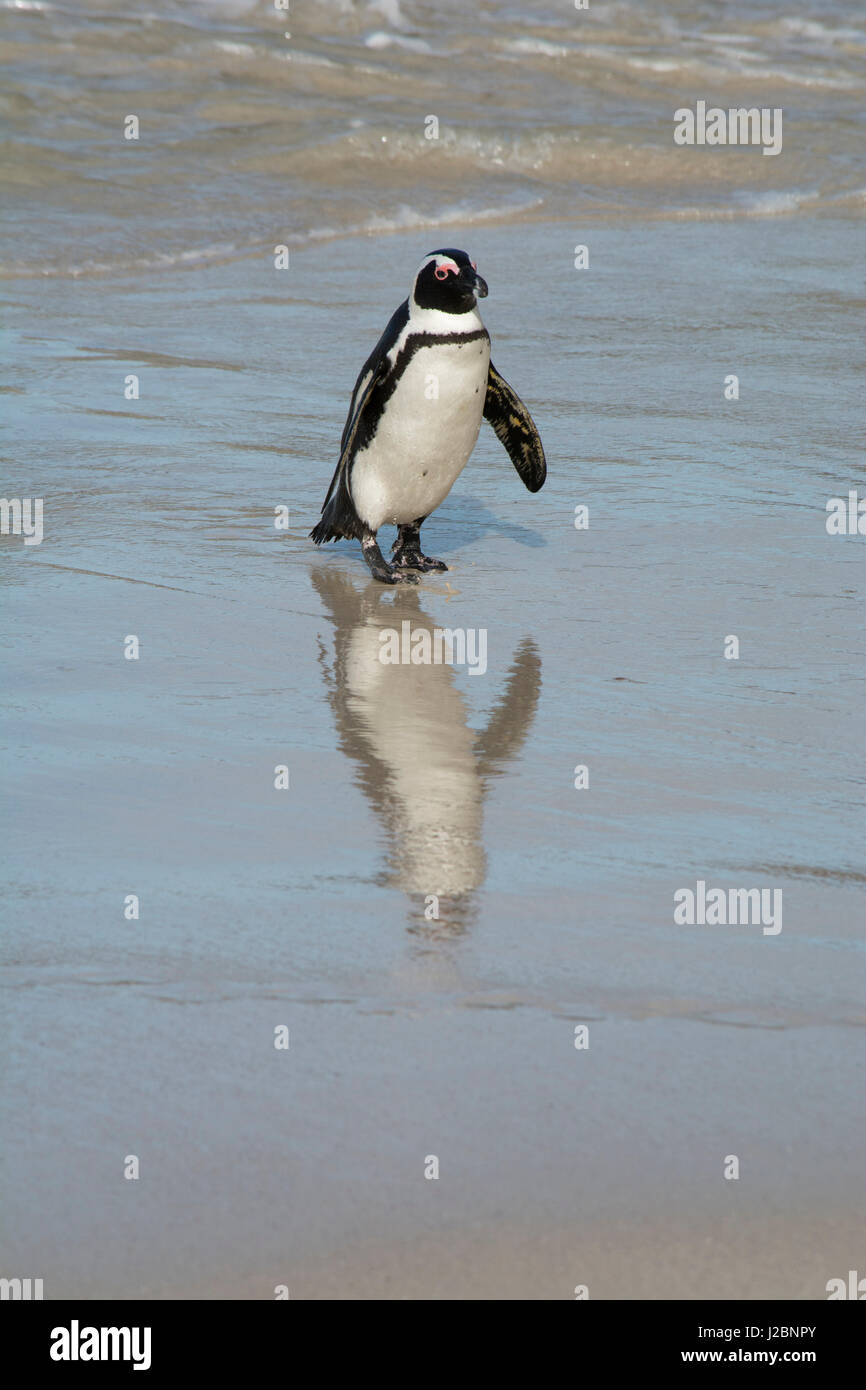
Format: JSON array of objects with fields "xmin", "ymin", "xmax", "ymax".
[{"xmin": 435, "ymin": 265, "xmax": 454, "ymax": 280}]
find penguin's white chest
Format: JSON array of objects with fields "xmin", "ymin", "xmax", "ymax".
[{"xmin": 350, "ymin": 333, "xmax": 490, "ymax": 531}]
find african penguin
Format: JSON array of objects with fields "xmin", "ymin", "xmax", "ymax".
[{"xmin": 310, "ymin": 248, "xmax": 547, "ymax": 583}]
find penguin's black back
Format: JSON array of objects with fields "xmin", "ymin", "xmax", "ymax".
[
  {"xmin": 340, "ymin": 300, "xmax": 409, "ymax": 453},
  {"xmin": 311, "ymin": 299, "xmax": 410, "ymax": 544}
]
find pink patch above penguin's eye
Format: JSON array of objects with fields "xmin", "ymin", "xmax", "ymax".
[{"xmin": 434, "ymin": 260, "xmax": 459, "ymax": 280}]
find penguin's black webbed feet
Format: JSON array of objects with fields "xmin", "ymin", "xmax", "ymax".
[
  {"xmin": 375, "ymin": 565, "xmax": 419, "ymax": 585},
  {"xmin": 391, "ymin": 521, "xmax": 448, "ymax": 573},
  {"xmin": 393, "ymin": 551, "xmax": 448, "ymax": 573},
  {"xmin": 360, "ymin": 531, "xmax": 418, "ymax": 585}
]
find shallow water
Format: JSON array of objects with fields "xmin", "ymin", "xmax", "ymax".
[
  {"xmin": 1, "ymin": 1, "xmax": 864, "ymax": 1300},
  {"xmin": 2, "ymin": 0, "xmax": 865, "ymax": 278}
]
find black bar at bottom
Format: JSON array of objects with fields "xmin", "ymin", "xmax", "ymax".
[{"xmin": 5, "ymin": 1298, "xmax": 861, "ymax": 1374}]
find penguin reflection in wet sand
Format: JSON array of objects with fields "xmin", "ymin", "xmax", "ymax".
[
  {"xmin": 310, "ymin": 249, "xmax": 546, "ymax": 583},
  {"xmin": 311, "ymin": 565, "xmax": 542, "ymax": 929}
]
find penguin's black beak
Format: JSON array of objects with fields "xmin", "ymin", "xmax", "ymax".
[{"xmin": 471, "ymin": 270, "xmax": 489, "ymax": 298}]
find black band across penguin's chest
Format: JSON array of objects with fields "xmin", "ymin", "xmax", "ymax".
[{"xmin": 354, "ymin": 328, "xmax": 490, "ymax": 455}]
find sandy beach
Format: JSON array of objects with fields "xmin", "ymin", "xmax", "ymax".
[{"xmin": 1, "ymin": 0, "xmax": 864, "ymax": 1299}]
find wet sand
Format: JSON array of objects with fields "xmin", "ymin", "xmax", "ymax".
[{"xmin": 2, "ymin": 215, "xmax": 864, "ymax": 1298}]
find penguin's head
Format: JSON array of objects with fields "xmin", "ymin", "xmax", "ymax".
[{"xmin": 411, "ymin": 248, "xmax": 489, "ymax": 315}]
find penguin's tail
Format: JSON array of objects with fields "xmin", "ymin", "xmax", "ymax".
[
  {"xmin": 309, "ymin": 509, "xmax": 332, "ymax": 544},
  {"xmin": 310, "ymin": 514, "xmax": 343, "ymax": 545},
  {"xmin": 310, "ymin": 495, "xmax": 356, "ymax": 544},
  {"xmin": 310, "ymin": 464, "xmax": 363, "ymax": 545}
]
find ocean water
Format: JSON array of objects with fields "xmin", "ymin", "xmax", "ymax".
[
  {"xmin": 1, "ymin": 0, "xmax": 864, "ymax": 1299},
  {"xmin": 2, "ymin": 0, "xmax": 865, "ymax": 278}
]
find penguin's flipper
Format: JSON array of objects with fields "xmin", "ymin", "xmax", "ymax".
[
  {"xmin": 312, "ymin": 302, "xmax": 413, "ymax": 545},
  {"xmin": 310, "ymin": 362, "xmax": 388, "ymax": 544},
  {"xmin": 473, "ymin": 637, "xmax": 542, "ymax": 780},
  {"xmin": 483, "ymin": 362, "xmax": 546, "ymax": 493}
]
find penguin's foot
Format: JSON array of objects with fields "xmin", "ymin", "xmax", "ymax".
[
  {"xmin": 361, "ymin": 531, "xmax": 418, "ymax": 585},
  {"xmin": 373, "ymin": 563, "xmax": 419, "ymax": 585},
  {"xmin": 391, "ymin": 520, "xmax": 448, "ymax": 572},
  {"xmin": 392, "ymin": 549, "xmax": 448, "ymax": 573}
]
